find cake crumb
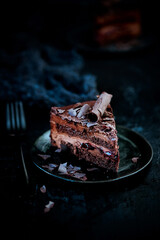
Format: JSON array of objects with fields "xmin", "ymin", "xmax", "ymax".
[
  {"xmin": 132, "ymin": 157, "xmax": 139, "ymax": 163},
  {"xmin": 40, "ymin": 185, "xmax": 46, "ymax": 193},
  {"xmin": 44, "ymin": 201, "xmax": 55, "ymax": 213}
]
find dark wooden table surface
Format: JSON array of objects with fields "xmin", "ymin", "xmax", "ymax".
[{"xmin": 1, "ymin": 43, "xmax": 160, "ymax": 240}]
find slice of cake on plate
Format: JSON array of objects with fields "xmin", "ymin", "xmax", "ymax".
[{"xmin": 50, "ymin": 92, "xmax": 120, "ymax": 172}]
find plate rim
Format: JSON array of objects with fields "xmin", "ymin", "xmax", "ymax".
[{"xmin": 32, "ymin": 125, "xmax": 153, "ymax": 184}]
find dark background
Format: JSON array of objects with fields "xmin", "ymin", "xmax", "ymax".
[
  {"xmin": 0, "ymin": 0, "xmax": 159, "ymax": 48},
  {"xmin": 0, "ymin": 1, "xmax": 160, "ymax": 240}
]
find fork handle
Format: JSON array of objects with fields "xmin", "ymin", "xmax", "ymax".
[{"xmin": 20, "ymin": 145, "xmax": 29, "ymax": 184}]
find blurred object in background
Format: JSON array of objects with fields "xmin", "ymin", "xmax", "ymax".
[
  {"xmin": 66, "ymin": 1, "xmax": 155, "ymax": 54},
  {"xmin": 94, "ymin": 0, "xmax": 142, "ymax": 49}
]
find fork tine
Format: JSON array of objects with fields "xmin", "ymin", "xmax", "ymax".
[
  {"xmin": 6, "ymin": 101, "xmax": 29, "ymax": 184},
  {"xmin": 19, "ymin": 101, "xmax": 26, "ymax": 130},
  {"xmin": 10, "ymin": 102, "xmax": 16, "ymax": 130},
  {"xmin": 6, "ymin": 103, "xmax": 11, "ymax": 130},
  {"xmin": 15, "ymin": 102, "xmax": 20, "ymax": 130}
]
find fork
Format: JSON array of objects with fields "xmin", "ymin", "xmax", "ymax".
[{"xmin": 6, "ymin": 101, "xmax": 29, "ymax": 184}]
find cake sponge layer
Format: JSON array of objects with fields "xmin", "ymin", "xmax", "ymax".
[{"xmin": 50, "ymin": 131, "xmax": 119, "ymax": 172}]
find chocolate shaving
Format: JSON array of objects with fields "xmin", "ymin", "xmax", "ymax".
[
  {"xmin": 42, "ymin": 164, "xmax": 58, "ymax": 171},
  {"xmin": 68, "ymin": 108, "xmax": 77, "ymax": 117},
  {"xmin": 58, "ymin": 162, "xmax": 68, "ymax": 174},
  {"xmin": 55, "ymin": 148, "xmax": 62, "ymax": 153},
  {"xmin": 44, "ymin": 201, "xmax": 55, "ymax": 213},
  {"xmin": 56, "ymin": 162, "xmax": 87, "ymax": 180},
  {"xmin": 77, "ymin": 104, "xmax": 90, "ymax": 118},
  {"xmin": 49, "ymin": 163, "xmax": 58, "ymax": 168},
  {"xmin": 72, "ymin": 172, "xmax": 87, "ymax": 181},
  {"xmin": 88, "ymin": 92, "xmax": 112, "ymax": 122},
  {"xmin": 57, "ymin": 109, "xmax": 65, "ymax": 114},
  {"xmin": 38, "ymin": 154, "xmax": 51, "ymax": 160},
  {"xmin": 131, "ymin": 157, "xmax": 139, "ymax": 163},
  {"xmin": 86, "ymin": 122, "xmax": 98, "ymax": 128},
  {"xmin": 67, "ymin": 164, "xmax": 81, "ymax": 174}
]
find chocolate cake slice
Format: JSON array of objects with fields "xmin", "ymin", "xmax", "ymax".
[{"xmin": 50, "ymin": 92, "xmax": 120, "ymax": 172}]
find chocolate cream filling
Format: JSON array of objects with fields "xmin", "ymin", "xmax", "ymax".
[
  {"xmin": 50, "ymin": 116, "xmax": 118, "ymax": 149},
  {"xmin": 50, "ymin": 131, "xmax": 119, "ymax": 171},
  {"xmin": 50, "ymin": 130, "xmax": 118, "ymax": 157}
]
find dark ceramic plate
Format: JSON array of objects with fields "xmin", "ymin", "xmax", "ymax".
[
  {"xmin": 68, "ymin": 26, "xmax": 155, "ymax": 55},
  {"xmin": 32, "ymin": 125, "xmax": 153, "ymax": 183}
]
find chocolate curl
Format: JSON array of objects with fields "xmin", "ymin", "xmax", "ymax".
[
  {"xmin": 77, "ymin": 104, "xmax": 90, "ymax": 118},
  {"xmin": 88, "ymin": 92, "xmax": 112, "ymax": 122}
]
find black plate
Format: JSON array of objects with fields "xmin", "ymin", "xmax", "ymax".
[
  {"xmin": 68, "ymin": 26, "xmax": 155, "ymax": 55},
  {"xmin": 32, "ymin": 125, "xmax": 153, "ymax": 183}
]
